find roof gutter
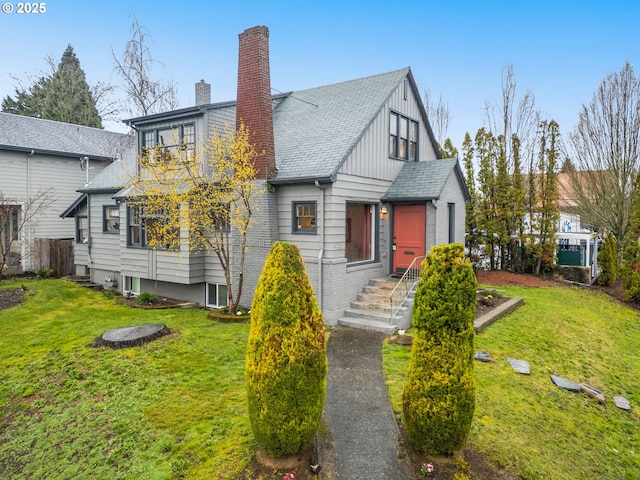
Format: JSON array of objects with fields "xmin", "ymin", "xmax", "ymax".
[
  {"xmin": 268, "ymin": 175, "xmax": 334, "ymax": 186},
  {"xmin": 0, "ymin": 144, "xmax": 117, "ymax": 162}
]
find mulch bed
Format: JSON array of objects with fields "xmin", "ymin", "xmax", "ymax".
[{"xmin": 0, "ymin": 287, "xmax": 26, "ymax": 310}]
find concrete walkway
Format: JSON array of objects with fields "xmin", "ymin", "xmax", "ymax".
[{"xmin": 316, "ymin": 327, "xmax": 415, "ymax": 479}]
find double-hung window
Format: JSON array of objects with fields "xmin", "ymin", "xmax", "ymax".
[
  {"xmin": 293, "ymin": 202, "xmax": 317, "ymax": 234},
  {"xmin": 103, "ymin": 205, "xmax": 120, "ymax": 233},
  {"xmin": 76, "ymin": 215, "xmax": 88, "ymax": 244},
  {"xmin": 389, "ymin": 112, "xmax": 419, "ymax": 161}
]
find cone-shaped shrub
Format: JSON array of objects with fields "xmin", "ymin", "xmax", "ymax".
[
  {"xmin": 245, "ymin": 241, "xmax": 327, "ymax": 456},
  {"xmin": 403, "ymin": 243, "xmax": 476, "ymax": 455},
  {"xmin": 597, "ymin": 234, "xmax": 618, "ymax": 287}
]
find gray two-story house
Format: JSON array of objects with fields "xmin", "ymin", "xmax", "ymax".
[
  {"xmin": 0, "ymin": 113, "xmax": 132, "ymax": 274},
  {"xmin": 64, "ymin": 26, "xmax": 470, "ymax": 332}
]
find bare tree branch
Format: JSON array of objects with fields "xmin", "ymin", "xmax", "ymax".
[
  {"xmin": 568, "ymin": 62, "xmax": 640, "ymax": 247},
  {"xmin": 112, "ymin": 15, "xmax": 179, "ymax": 117},
  {"xmin": 0, "ymin": 189, "xmax": 55, "ymax": 280}
]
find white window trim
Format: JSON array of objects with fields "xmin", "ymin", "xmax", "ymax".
[
  {"xmin": 122, "ymin": 275, "xmax": 140, "ymax": 295},
  {"xmin": 206, "ymin": 283, "xmax": 229, "ymax": 308}
]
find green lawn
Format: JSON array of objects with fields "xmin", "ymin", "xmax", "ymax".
[
  {"xmin": 0, "ymin": 279, "xmax": 252, "ymax": 479},
  {"xmin": 383, "ymin": 284, "xmax": 640, "ymax": 479},
  {"xmin": 2, "ymin": 279, "xmax": 639, "ymax": 479}
]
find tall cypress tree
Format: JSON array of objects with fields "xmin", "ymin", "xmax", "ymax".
[{"xmin": 2, "ymin": 45, "xmax": 102, "ymax": 128}]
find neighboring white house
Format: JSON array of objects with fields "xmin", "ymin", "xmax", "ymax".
[
  {"xmin": 0, "ymin": 113, "xmax": 133, "ymax": 274},
  {"xmin": 555, "ymin": 172, "xmax": 599, "ymax": 282},
  {"xmin": 62, "ymin": 26, "xmax": 470, "ymax": 331}
]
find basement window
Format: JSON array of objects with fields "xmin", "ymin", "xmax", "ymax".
[
  {"xmin": 206, "ymin": 283, "xmax": 228, "ymax": 308},
  {"xmin": 123, "ymin": 276, "xmax": 140, "ymax": 295}
]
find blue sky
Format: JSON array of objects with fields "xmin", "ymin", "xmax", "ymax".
[{"xmin": 1, "ymin": 0, "xmax": 639, "ymax": 149}]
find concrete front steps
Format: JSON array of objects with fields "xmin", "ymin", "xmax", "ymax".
[
  {"xmin": 62, "ymin": 275, "xmax": 102, "ymax": 290},
  {"xmin": 337, "ymin": 278, "xmax": 412, "ymax": 334}
]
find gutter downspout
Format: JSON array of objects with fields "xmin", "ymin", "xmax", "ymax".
[
  {"xmin": 86, "ymin": 194, "xmax": 93, "ymax": 265},
  {"xmin": 314, "ymin": 181, "xmax": 325, "ymax": 311},
  {"xmin": 25, "ymin": 150, "xmax": 34, "ymax": 271},
  {"xmin": 431, "ymin": 199, "xmax": 438, "ymax": 249}
]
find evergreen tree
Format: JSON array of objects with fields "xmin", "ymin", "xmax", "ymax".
[
  {"xmin": 494, "ymin": 134, "xmax": 511, "ymax": 268},
  {"xmin": 510, "ymin": 134, "xmax": 526, "ymax": 271},
  {"xmin": 403, "ymin": 243, "xmax": 476, "ymax": 455},
  {"xmin": 462, "ymin": 132, "xmax": 480, "ymax": 266},
  {"xmin": 597, "ymin": 234, "xmax": 618, "ymax": 286},
  {"xmin": 475, "ymin": 128, "xmax": 499, "ymax": 269},
  {"xmin": 245, "ymin": 242, "xmax": 327, "ymax": 456},
  {"xmin": 439, "ymin": 138, "xmax": 458, "ymax": 159},
  {"xmin": 2, "ymin": 45, "xmax": 102, "ymax": 128},
  {"xmin": 536, "ymin": 120, "xmax": 561, "ymax": 274},
  {"xmin": 622, "ymin": 171, "xmax": 640, "ymax": 301}
]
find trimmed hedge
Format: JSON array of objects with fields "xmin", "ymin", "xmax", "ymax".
[
  {"xmin": 245, "ymin": 241, "xmax": 327, "ymax": 456},
  {"xmin": 403, "ymin": 243, "xmax": 477, "ymax": 455}
]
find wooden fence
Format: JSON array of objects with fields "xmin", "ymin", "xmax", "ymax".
[{"xmin": 33, "ymin": 238, "xmax": 74, "ymax": 277}]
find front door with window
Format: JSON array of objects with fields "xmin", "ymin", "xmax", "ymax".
[{"xmin": 392, "ymin": 205, "xmax": 426, "ymax": 274}]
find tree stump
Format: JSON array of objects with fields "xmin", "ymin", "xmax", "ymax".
[{"xmin": 93, "ymin": 324, "xmax": 171, "ymax": 349}]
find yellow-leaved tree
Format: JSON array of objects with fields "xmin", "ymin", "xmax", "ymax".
[{"xmin": 123, "ymin": 122, "xmax": 260, "ymax": 311}]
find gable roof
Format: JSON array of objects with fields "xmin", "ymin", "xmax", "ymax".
[
  {"xmin": 0, "ymin": 112, "xmax": 133, "ymax": 160},
  {"xmin": 270, "ymin": 67, "xmax": 439, "ymax": 184},
  {"xmin": 382, "ymin": 158, "xmax": 471, "ymax": 202}
]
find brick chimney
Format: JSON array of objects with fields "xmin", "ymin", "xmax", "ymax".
[
  {"xmin": 236, "ymin": 25, "xmax": 276, "ymax": 179},
  {"xmin": 195, "ymin": 80, "xmax": 211, "ymax": 105}
]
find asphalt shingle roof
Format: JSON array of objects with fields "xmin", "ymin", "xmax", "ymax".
[
  {"xmin": 271, "ymin": 68, "xmax": 410, "ymax": 182},
  {"xmin": 79, "ymin": 148, "xmax": 138, "ymax": 192},
  {"xmin": 382, "ymin": 158, "xmax": 461, "ymax": 201},
  {"xmin": 0, "ymin": 112, "xmax": 133, "ymax": 160}
]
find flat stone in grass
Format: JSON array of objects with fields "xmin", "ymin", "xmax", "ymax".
[
  {"xmin": 613, "ymin": 396, "xmax": 631, "ymax": 411},
  {"xmin": 550, "ymin": 374, "xmax": 581, "ymax": 392},
  {"xmin": 507, "ymin": 357, "xmax": 530, "ymax": 375},
  {"xmin": 474, "ymin": 351, "xmax": 492, "ymax": 362},
  {"xmin": 94, "ymin": 324, "xmax": 171, "ymax": 349}
]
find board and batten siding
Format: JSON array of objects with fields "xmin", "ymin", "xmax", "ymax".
[{"xmin": 340, "ymin": 78, "xmax": 438, "ymax": 179}]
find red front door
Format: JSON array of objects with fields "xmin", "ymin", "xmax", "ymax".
[{"xmin": 392, "ymin": 205, "xmax": 426, "ymax": 274}]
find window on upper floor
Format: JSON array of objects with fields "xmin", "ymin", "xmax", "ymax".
[
  {"xmin": 389, "ymin": 112, "xmax": 419, "ymax": 161},
  {"xmin": 142, "ymin": 123, "xmax": 195, "ymax": 164},
  {"xmin": 103, "ymin": 205, "xmax": 120, "ymax": 233},
  {"xmin": 293, "ymin": 201, "xmax": 317, "ymax": 234}
]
